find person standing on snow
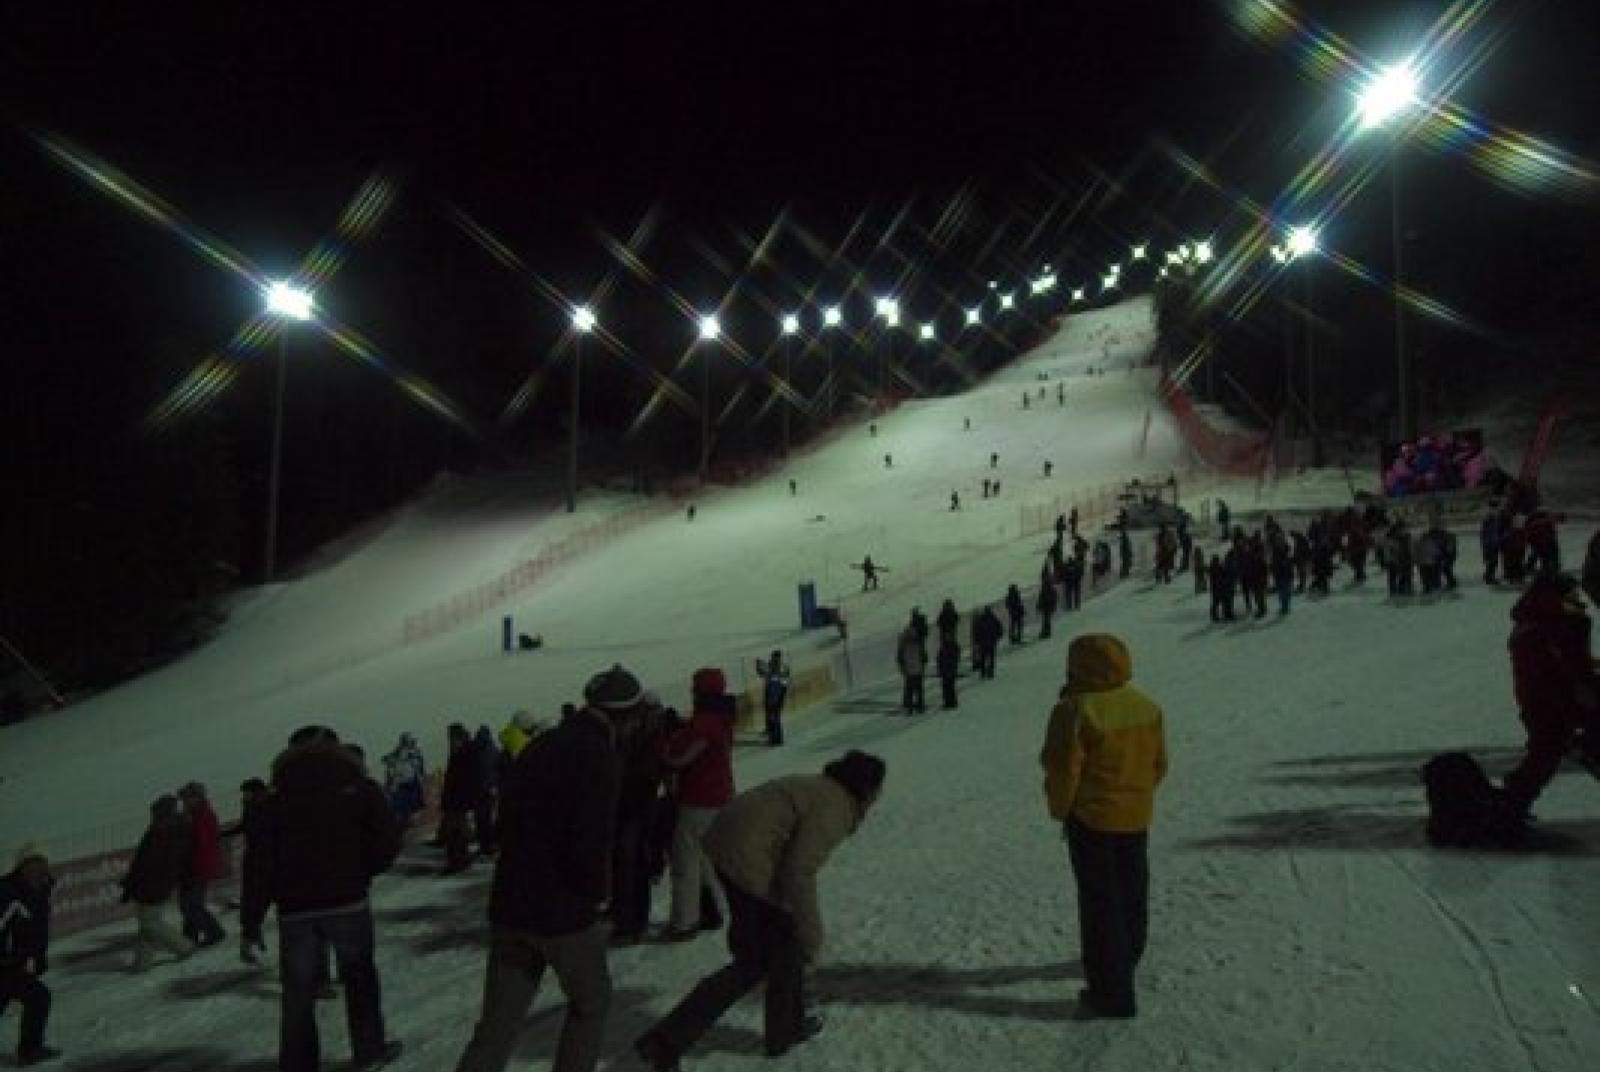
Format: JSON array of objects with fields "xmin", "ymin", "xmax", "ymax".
[
  {"xmin": 121, "ymin": 795, "xmax": 197, "ymax": 972},
  {"xmin": 176, "ymin": 782, "xmax": 226, "ymax": 947},
  {"xmin": 756, "ymin": 651, "xmax": 791, "ymax": 747},
  {"xmin": 1480, "ymin": 510, "xmax": 1505, "ymax": 585},
  {"xmin": 440, "ymin": 724, "xmax": 485, "ymax": 875},
  {"xmin": 1037, "ymin": 574, "xmax": 1059, "ymax": 639},
  {"xmin": 253, "ymin": 726, "xmax": 402, "ymax": 1072},
  {"xmin": 236, "ymin": 778, "xmax": 272, "ymax": 965},
  {"xmin": 1192, "ymin": 548, "xmax": 1208, "ymax": 595},
  {"xmin": 1117, "ymin": 529, "xmax": 1133, "ymax": 579},
  {"xmin": 474, "ymin": 726, "xmax": 502, "ymax": 856},
  {"xmin": 1004, "ymin": 584, "xmax": 1026, "ymax": 645},
  {"xmin": 936, "ymin": 599, "xmax": 960, "ymax": 645},
  {"xmin": 857, "ymin": 556, "xmax": 881, "ymax": 591},
  {"xmin": 1062, "ymin": 553, "xmax": 1084, "ymax": 611},
  {"xmin": 1039, "ymin": 634, "xmax": 1168, "ymax": 1019},
  {"xmin": 1501, "ymin": 575, "xmax": 1600, "ymax": 818},
  {"xmin": 896, "ymin": 627, "xmax": 928, "ymax": 714},
  {"xmin": 936, "ymin": 633, "xmax": 962, "ymax": 710},
  {"xmin": 451, "ymin": 683, "xmax": 622, "ymax": 1072},
  {"xmin": 1, "ymin": 844, "xmax": 57, "ymax": 1067},
  {"xmin": 381, "ymin": 733, "xmax": 427, "ymax": 831},
  {"xmin": 633, "ymin": 753, "xmax": 887, "ymax": 1071},
  {"xmin": 661, "ymin": 669, "xmax": 736, "ymax": 941},
  {"xmin": 604, "ymin": 670, "xmax": 675, "ymax": 945}
]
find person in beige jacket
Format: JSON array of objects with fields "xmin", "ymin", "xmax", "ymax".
[{"xmin": 634, "ymin": 751, "xmax": 886, "ymax": 1071}]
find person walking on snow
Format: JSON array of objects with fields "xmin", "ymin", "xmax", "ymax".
[
  {"xmin": 1036, "ymin": 574, "xmax": 1059, "ymax": 639},
  {"xmin": 121, "ymin": 795, "xmax": 197, "ymax": 972},
  {"xmin": 1004, "ymin": 584, "xmax": 1026, "ymax": 645},
  {"xmin": 633, "ymin": 753, "xmax": 888, "ymax": 1071},
  {"xmin": 440, "ymin": 723, "xmax": 485, "ymax": 875},
  {"xmin": 756, "ymin": 651, "xmax": 791, "ymax": 747},
  {"xmin": 1039, "ymin": 634, "xmax": 1168, "ymax": 1019},
  {"xmin": 450, "ymin": 684, "xmax": 622, "ymax": 1072},
  {"xmin": 176, "ymin": 782, "xmax": 226, "ymax": 947},
  {"xmin": 0, "ymin": 845, "xmax": 57, "ymax": 1067},
  {"xmin": 975, "ymin": 607, "xmax": 1004, "ymax": 679},
  {"xmin": 936, "ymin": 634, "xmax": 961, "ymax": 710},
  {"xmin": 661, "ymin": 669, "xmax": 736, "ymax": 941}
]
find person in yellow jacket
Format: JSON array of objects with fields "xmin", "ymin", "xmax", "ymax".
[
  {"xmin": 497, "ymin": 710, "xmax": 545, "ymax": 760},
  {"xmin": 1039, "ymin": 633, "xmax": 1167, "ymax": 1019}
]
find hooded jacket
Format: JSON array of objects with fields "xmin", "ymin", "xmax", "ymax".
[
  {"xmin": 185, "ymin": 796, "xmax": 225, "ymax": 885},
  {"xmin": 123, "ymin": 809, "xmax": 192, "ymax": 905},
  {"xmin": 666, "ymin": 696, "xmax": 735, "ymax": 809},
  {"xmin": 703, "ymin": 773, "xmax": 862, "ymax": 962},
  {"xmin": 1509, "ymin": 579, "xmax": 1595, "ymax": 717},
  {"xmin": 1039, "ymin": 634, "xmax": 1167, "ymax": 832}
]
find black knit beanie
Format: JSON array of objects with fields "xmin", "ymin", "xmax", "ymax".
[{"xmin": 823, "ymin": 750, "xmax": 886, "ymax": 804}]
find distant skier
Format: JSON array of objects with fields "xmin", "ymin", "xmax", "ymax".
[
  {"xmin": 990, "ymin": 452, "xmax": 999, "ymax": 469},
  {"xmin": 1004, "ymin": 584, "xmax": 1026, "ymax": 644},
  {"xmin": 884, "ymin": 453, "xmax": 893, "ymax": 469},
  {"xmin": 1022, "ymin": 393, "xmax": 1030, "ymax": 410},
  {"xmin": 950, "ymin": 491, "xmax": 961, "ymax": 511},
  {"xmin": 869, "ymin": 422, "xmax": 878, "ymax": 437},
  {"xmin": 1043, "ymin": 460, "xmax": 1053, "ymax": 478},
  {"xmin": 993, "ymin": 480, "xmax": 1002, "ymax": 497},
  {"xmin": 687, "ymin": 504, "xmax": 697, "ymax": 522},
  {"xmin": 857, "ymin": 556, "xmax": 882, "ymax": 591},
  {"xmin": 964, "ymin": 416, "xmax": 971, "ymax": 431},
  {"xmin": 1057, "ymin": 382, "xmax": 1065, "ymax": 405},
  {"xmin": 789, "ymin": 479, "xmax": 798, "ymax": 496},
  {"xmin": 982, "ymin": 479, "xmax": 991, "ymax": 499}
]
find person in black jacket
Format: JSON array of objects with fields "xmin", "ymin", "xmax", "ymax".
[
  {"xmin": 975, "ymin": 607, "xmax": 1004, "ymax": 679},
  {"xmin": 600, "ymin": 668, "xmax": 673, "ymax": 944},
  {"xmin": 1004, "ymin": 585, "xmax": 1026, "ymax": 644},
  {"xmin": 452, "ymin": 677, "xmax": 622, "ymax": 1072},
  {"xmin": 251, "ymin": 726, "xmax": 402, "ymax": 1072},
  {"xmin": 0, "ymin": 845, "xmax": 57, "ymax": 1066},
  {"xmin": 235, "ymin": 778, "xmax": 272, "ymax": 965},
  {"xmin": 936, "ymin": 634, "xmax": 961, "ymax": 710},
  {"xmin": 440, "ymin": 723, "xmax": 485, "ymax": 875},
  {"xmin": 122, "ymin": 795, "xmax": 197, "ymax": 972}
]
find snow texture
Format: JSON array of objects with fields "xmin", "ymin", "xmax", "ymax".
[{"xmin": 4, "ymin": 297, "xmax": 1598, "ymax": 1070}]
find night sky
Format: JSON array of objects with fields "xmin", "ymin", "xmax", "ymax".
[{"xmin": 3, "ymin": 0, "xmax": 1598, "ymax": 581}]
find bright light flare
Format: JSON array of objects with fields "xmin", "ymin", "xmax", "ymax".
[
  {"xmin": 1194, "ymin": 240, "xmax": 1214, "ymax": 264},
  {"xmin": 781, "ymin": 312, "xmax": 800, "ymax": 335},
  {"xmin": 1071, "ymin": 287, "xmax": 1085, "ymax": 302},
  {"xmin": 1286, "ymin": 224, "xmax": 1320, "ymax": 258},
  {"xmin": 999, "ymin": 293, "xmax": 1015, "ymax": 309},
  {"xmin": 919, "ymin": 323, "xmax": 936, "ymax": 341},
  {"xmin": 1102, "ymin": 274, "xmax": 1119, "ymax": 291},
  {"xmin": 965, "ymin": 307, "xmax": 981, "ymax": 326},
  {"xmin": 265, "ymin": 281, "xmax": 315, "ymax": 320},
  {"xmin": 1131, "ymin": 244, "xmax": 1148, "ymax": 261},
  {"xmin": 699, "ymin": 314, "xmax": 721, "ymax": 341},
  {"xmin": 1357, "ymin": 61, "xmax": 1420, "ymax": 131},
  {"xmin": 823, "ymin": 306, "xmax": 843, "ymax": 328},
  {"xmin": 572, "ymin": 305, "xmax": 597, "ymax": 333}
]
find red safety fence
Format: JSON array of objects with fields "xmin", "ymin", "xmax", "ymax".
[{"xmin": 1158, "ymin": 371, "xmax": 1271, "ymax": 476}]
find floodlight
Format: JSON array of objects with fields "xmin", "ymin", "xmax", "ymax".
[
  {"xmin": 1071, "ymin": 287, "xmax": 1085, "ymax": 302},
  {"xmin": 919, "ymin": 323, "xmax": 935, "ymax": 341},
  {"xmin": 823, "ymin": 306, "xmax": 843, "ymax": 328},
  {"xmin": 1194, "ymin": 240, "xmax": 1213, "ymax": 265},
  {"xmin": 965, "ymin": 307, "xmax": 981, "ymax": 325},
  {"xmin": 265, "ymin": 281, "xmax": 314, "ymax": 320},
  {"xmin": 781, "ymin": 313, "xmax": 800, "ymax": 335},
  {"xmin": 1286, "ymin": 224, "xmax": 1320, "ymax": 259},
  {"xmin": 999, "ymin": 293, "xmax": 1015, "ymax": 309},
  {"xmin": 1357, "ymin": 61, "xmax": 1420, "ymax": 131},
  {"xmin": 1102, "ymin": 274, "xmax": 1118, "ymax": 291},
  {"xmin": 572, "ymin": 306, "xmax": 596, "ymax": 333},
  {"xmin": 1131, "ymin": 244, "xmax": 1148, "ymax": 261},
  {"xmin": 699, "ymin": 315, "xmax": 720, "ymax": 341}
]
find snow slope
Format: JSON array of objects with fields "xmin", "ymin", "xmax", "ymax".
[{"xmin": 8, "ymin": 296, "xmax": 1600, "ymax": 1071}]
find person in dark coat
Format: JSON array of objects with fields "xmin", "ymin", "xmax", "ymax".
[
  {"xmin": 122, "ymin": 795, "xmax": 197, "ymax": 971},
  {"xmin": 1480, "ymin": 510, "xmax": 1505, "ymax": 585},
  {"xmin": 250, "ymin": 725, "xmax": 402, "ymax": 1072},
  {"xmin": 474, "ymin": 725, "xmax": 501, "ymax": 856},
  {"xmin": 935, "ymin": 600, "xmax": 960, "ymax": 644},
  {"xmin": 1062, "ymin": 554, "xmax": 1084, "ymax": 610},
  {"xmin": 1004, "ymin": 585, "xmax": 1026, "ymax": 644},
  {"xmin": 756, "ymin": 651, "xmax": 791, "ymax": 747},
  {"xmin": 1036, "ymin": 575, "xmax": 1058, "ymax": 638},
  {"xmin": 1192, "ymin": 548, "xmax": 1208, "ymax": 595},
  {"xmin": 235, "ymin": 778, "xmax": 273, "ymax": 965},
  {"xmin": 1208, "ymin": 552, "xmax": 1236, "ymax": 622},
  {"xmin": 936, "ymin": 635, "xmax": 961, "ymax": 710},
  {"xmin": 440, "ymin": 723, "xmax": 485, "ymax": 875},
  {"xmin": 176, "ymin": 781, "xmax": 226, "ymax": 947},
  {"xmin": 598, "ymin": 667, "xmax": 673, "ymax": 944},
  {"xmin": 1118, "ymin": 529, "xmax": 1133, "ymax": 579},
  {"xmin": 1501, "ymin": 576, "xmax": 1600, "ymax": 816},
  {"xmin": 975, "ymin": 607, "xmax": 1004, "ymax": 679},
  {"xmin": 0, "ymin": 845, "xmax": 56, "ymax": 1067},
  {"xmin": 1583, "ymin": 530, "xmax": 1600, "ymax": 609},
  {"xmin": 451, "ymin": 684, "xmax": 622, "ymax": 1072}
]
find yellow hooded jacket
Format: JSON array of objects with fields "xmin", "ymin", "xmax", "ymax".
[{"xmin": 1039, "ymin": 634, "xmax": 1167, "ymax": 832}]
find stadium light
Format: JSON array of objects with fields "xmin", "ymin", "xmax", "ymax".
[
  {"xmin": 572, "ymin": 305, "xmax": 596, "ymax": 333},
  {"xmin": 999, "ymin": 292, "xmax": 1015, "ymax": 310},
  {"xmin": 565, "ymin": 304, "xmax": 597, "ymax": 512},
  {"xmin": 823, "ymin": 305, "xmax": 843, "ymax": 328},
  {"xmin": 265, "ymin": 281, "xmax": 314, "ymax": 321},
  {"xmin": 1286, "ymin": 224, "xmax": 1320, "ymax": 260},
  {"xmin": 781, "ymin": 312, "xmax": 800, "ymax": 335},
  {"xmin": 1131, "ymin": 244, "xmax": 1148, "ymax": 261},
  {"xmin": 965, "ymin": 306, "xmax": 982, "ymax": 326},
  {"xmin": 1102, "ymin": 273, "xmax": 1119, "ymax": 291},
  {"xmin": 919, "ymin": 322, "xmax": 936, "ymax": 341},
  {"xmin": 1356, "ymin": 60, "xmax": 1420, "ymax": 131},
  {"xmin": 699, "ymin": 314, "xmax": 720, "ymax": 341},
  {"xmin": 1071, "ymin": 287, "xmax": 1085, "ymax": 302},
  {"xmin": 1193, "ymin": 240, "xmax": 1214, "ymax": 265}
]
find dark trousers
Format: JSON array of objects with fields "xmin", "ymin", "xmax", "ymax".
[
  {"xmin": 645, "ymin": 876, "xmax": 804, "ymax": 1059},
  {"xmin": 1210, "ymin": 591, "xmax": 1234, "ymax": 621},
  {"xmin": 977, "ymin": 645, "xmax": 997, "ymax": 679},
  {"xmin": 764, "ymin": 702, "xmax": 785, "ymax": 746},
  {"xmin": 279, "ymin": 907, "xmax": 387, "ymax": 1072},
  {"xmin": 0, "ymin": 965, "xmax": 50, "ymax": 1054},
  {"xmin": 1504, "ymin": 706, "xmax": 1589, "ymax": 811},
  {"xmin": 1482, "ymin": 548, "xmax": 1500, "ymax": 584},
  {"xmin": 178, "ymin": 882, "xmax": 225, "ymax": 944},
  {"xmin": 939, "ymin": 673, "xmax": 958, "ymax": 709},
  {"xmin": 901, "ymin": 674, "xmax": 925, "ymax": 713},
  {"xmin": 611, "ymin": 817, "xmax": 652, "ymax": 939},
  {"xmin": 1008, "ymin": 615, "xmax": 1023, "ymax": 644},
  {"xmin": 475, "ymin": 792, "xmax": 499, "ymax": 853},
  {"xmin": 454, "ymin": 925, "xmax": 611, "ymax": 1072},
  {"xmin": 1038, "ymin": 611, "xmax": 1053, "ymax": 639},
  {"xmin": 1066, "ymin": 819, "xmax": 1149, "ymax": 1016},
  {"xmin": 1065, "ymin": 579, "xmax": 1082, "ymax": 609},
  {"xmin": 441, "ymin": 810, "xmax": 473, "ymax": 871}
]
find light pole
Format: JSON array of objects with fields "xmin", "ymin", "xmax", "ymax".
[
  {"xmin": 1357, "ymin": 60, "xmax": 1420, "ymax": 439},
  {"xmin": 780, "ymin": 312, "xmax": 800, "ymax": 456},
  {"xmin": 698, "ymin": 314, "xmax": 720, "ymax": 482},
  {"xmin": 567, "ymin": 305, "xmax": 596, "ymax": 513},
  {"xmin": 822, "ymin": 305, "xmax": 842, "ymax": 419},
  {"xmin": 262, "ymin": 281, "xmax": 314, "ymax": 584},
  {"xmin": 874, "ymin": 297, "xmax": 899, "ymax": 399}
]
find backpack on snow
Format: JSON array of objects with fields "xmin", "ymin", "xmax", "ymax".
[{"xmin": 1420, "ymin": 752, "xmax": 1512, "ymax": 848}]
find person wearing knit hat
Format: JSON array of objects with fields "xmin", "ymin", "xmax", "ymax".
[
  {"xmin": 635, "ymin": 751, "xmax": 886, "ymax": 1070},
  {"xmin": 583, "ymin": 663, "xmax": 645, "ymax": 713},
  {"xmin": 592, "ymin": 665, "xmax": 672, "ymax": 944},
  {"xmin": 1, "ymin": 841, "xmax": 57, "ymax": 1065}
]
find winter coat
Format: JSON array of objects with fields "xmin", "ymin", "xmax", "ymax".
[
  {"xmin": 186, "ymin": 798, "xmax": 225, "ymax": 885},
  {"xmin": 123, "ymin": 814, "xmax": 192, "ymax": 906},
  {"xmin": 1508, "ymin": 581, "xmax": 1596, "ymax": 719},
  {"xmin": 0, "ymin": 869, "xmax": 50, "ymax": 967},
  {"xmin": 1039, "ymin": 634, "xmax": 1167, "ymax": 833},
  {"xmin": 441, "ymin": 738, "xmax": 486, "ymax": 812},
  {"xmin": 757, "ymin": 658, "xmax": 791, "ymax": 709},
  {"xmin": 500, "ymin": 723, "xmax": 532, "ymax": 759},
  {"xmin": 1583, "ymin": 532, "xmax": 1600, "ymax": 608},
  {"xmin": 476, "ymin": 727, "xmax": 502, "ymax": 793},
  {"xmin": 703, "ymin": 773, "xmax": 862, "ymax": 962},
  {"xmin": 489, "ymin": 707, "xmax": 620, "ymax": 937},
  {"xmin": 1004, "ymin": 587, "xmax": 1025, "ymax": 621},
  {"xmin": 666, "ymin": 705, "xmax": 735, "ymax": 810},
  {"xmin": 383, "ymin": 739, "xmax": 426, "ymax": 794},
  {"xmin": 256, "ymin": 740, "xmax": 400, "ymax": 917},
  {"xmin": 936, "ymin": 639, "xmax": 961, "ymax": 679},
  {"xmin": 896, "ymin": 630, "xmax": 927, "ymax": 677},
  {"xmin": 612, "ymin": 701, "xmax": 673, "ymax": 823},
  {"xmin": 1036, "ymin": 582, "xmax": 1058, "ymax": 613},
  {"xmin": 976, "ymin": 610, "xmax": 1004, "ymax": 648},
  {"xmin": 237, "ymin": 797, "xmax": 272, "ymax": 939},
  {"xmin": 1413, "ymin": 532, "xmax": 1439, "ymax": 568},
  {"xmin": 936, "ymin": 604, "xmax": 960, "ymax": 638}
]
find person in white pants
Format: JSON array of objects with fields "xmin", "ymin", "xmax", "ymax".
[{"xmin": 661, "ymin": 669, "xmax": 737, "ymax": 940}]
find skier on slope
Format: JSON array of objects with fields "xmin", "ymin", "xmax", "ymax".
[{"xmin": 857, "ymin": 556, "xmax": 882, "ymax": 591}]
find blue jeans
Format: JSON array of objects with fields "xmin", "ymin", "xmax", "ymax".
[{"xmin": 279, "ymin": 907, "xmax": 387, "ymax": 1071}]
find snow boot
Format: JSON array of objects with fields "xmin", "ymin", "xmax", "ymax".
[
  {"xmin": 16, "ymin": 1046, "xmax": 62, "ymax": 1067},
  {"xmin": 765, "ymin": 1014, "xmax": 824, "ymax": 1057}
]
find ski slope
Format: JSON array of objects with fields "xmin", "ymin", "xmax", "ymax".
[{"xmin": 6, "ymin": 297, "xmax": 1600, "ymax": 1071}]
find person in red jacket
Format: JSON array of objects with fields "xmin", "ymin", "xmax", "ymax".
[
  {"xmin": 176, "ymin": 782, "xmax": 226, "ymax": 947},
  {"xmin": 1503, "ymin": 574, "xmax": 1599, "ymax": 814},
  {"xmin": 661, "ymin": 668, "xmax": 736, "ymax": 940}
]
